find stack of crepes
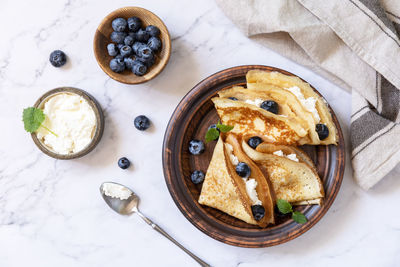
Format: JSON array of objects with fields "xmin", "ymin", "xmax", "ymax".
[{"xmin": 198, "ymin": 70, "xmax": 338, "ymax": 227}]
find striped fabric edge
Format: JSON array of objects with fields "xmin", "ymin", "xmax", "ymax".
[{"xmin": 352, "ymin": 124, "xmax": 400, "ymax": 189}]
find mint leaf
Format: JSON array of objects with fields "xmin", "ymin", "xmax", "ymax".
[
  {"xmin": 205, "ymin": 128, "xmax": 220, "ymax": 143},
  {"xmin": 216, "ymin": 122, "xmax": 234, "ymax": 133},
  {"xmin": 23, "ymin": 107, "xmax": 45, "ymax": 133},
  {"xmin": 292, "ymin": 211, "xmax": 307, "ymax": 224},
  {"xmin": 22, "ymin": 107, "xmax": 58, "ymax": 137},
  {"xmin": 277, "ymin": 199, "xmax": 293, "ymax": 214}
]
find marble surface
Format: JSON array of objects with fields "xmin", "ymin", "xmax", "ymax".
[{"xmin": 1, "ymin": 0, "xmax": 399, "ymax": 266}]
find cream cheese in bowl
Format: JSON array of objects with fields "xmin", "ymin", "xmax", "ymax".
[
  {"xmin": 37, "ymin": 93, "xmax": 97, "ymax": 154},
  {"xmin": 32, "ymin": 87, "xmax": 104, "ymax": 159}
]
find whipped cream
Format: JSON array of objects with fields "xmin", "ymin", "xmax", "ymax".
[
  {"xmin": 36, "ymin": 93, "xmax": 96, "ymax": 155},
  {"xmin": 225, "ymin": 143, "xmax": 262, "ymax": 205},
  {"xmin": 285, "ymin": 86, "xmax": 320, "ymax": 122},
  {"xmin": 245, "ymin": 98, "xmax": 264, "ymax": 107},
  {"xmin": 244, "ymin": 178, "xmax": 262, "ymax": 205},
  {"xmin": 102, "ymin": 183, "xmax": 132, "ymax": 200},
  {"xmin": 273, "ymin": 150, "xmax": 299, "ymax": 162},
  {"xmin": 225, "ymin": 143, "xmax": 239, "ymax": 165}
]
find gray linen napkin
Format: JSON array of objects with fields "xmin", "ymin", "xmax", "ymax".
[{"xmin": 216, "ymin": 0, "xmax": 400, "ymax": 190}]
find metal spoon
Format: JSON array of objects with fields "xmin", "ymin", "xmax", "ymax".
[{"xmin": 100, "ymin": 182, "xmax": 210, "ymax": 267}]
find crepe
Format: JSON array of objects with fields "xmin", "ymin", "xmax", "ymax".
[
  {"xmin": 198, "ymin": 134, "xmax": 275, "ymax": 227},
  {"xmin": 218, "ymin": 86, "xmax": 320, "ymax": 145},
  {"xmin": 246, "ymin": 70, "xmax": 338, "ymax": 145},
  {"xmin": 212, "ymin": 97, "xmax": 308, "ymax": 145},
  {"xmin": 242, "ymin": 139, "xmax": 324, "ymax": 205}
]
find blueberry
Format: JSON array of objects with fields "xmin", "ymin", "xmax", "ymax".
[
  {"xmin": 208, "ymin": 124, "xmax": 220, "ymax": 132},
  {"xmin": 115, "ymin": 54, "xmax": 124, "ymax": 61},
  {"xmin": 316, "ymin": 123, "xmax": 329, "ymax": 140},
  {"xmin": 124, "ymin": 57, "xmax": 135, "ymax": 69},
  {"xmin": 135, "ymin": 29, "xmax": 150, "ymax": 42},
  {"xmin": 110, "ymin": 31, "xmax": 127, "ymax": 44},
  {"xmin": 260, "ymin": 100, "xmax": 279, "ymax": 114},
  {"xmin": 128, "ymin": 32, "xmax": 136, "ymax": 40},
  {"xmin": 132, "ymin": 42, "xmax": 146, "ymax": 54},
  {"xmin": 124, "ymin": 35, "xmax": 135, "ymax": 46},
  {"xmin": 120, "ymin": 45, "xmax": 132, "ymax": 57},
  {"xmin": 137, "ymin": 56, "xmax": 155, "ymax": 68},
  {"xmin": 117, "ymin": 44, "xmax": 124, "ymax": 51},
  {"xmin": 134, "ymin": 115, "xmax": 151, "ymax": 131},
  {"xmin": 251, "ymin": 205, "xmax": 265, "ymax": 221},
  {"xmin": 236, "ymin": 162, "xmax": 251, "ymax": 178},
  {"xmin": 112, "ymin": 18, "xmax": 127, "ymax": 32},
  {"xmin": 109, "ymin": 58, "xmax": 125, "ymax": 73},
  {"xmin": 107, "ymin": 43, "xmax": 118, "ymax": 57},
  {"xmin": 49, "ymin": 50, "xmax": 67, "ymax": 67},
  {"xmin": 118, "ymin": 157, "xmax": 130, "ymax": 169},
  {"xmin": 137, "ymin": 45, "xmax": 153, "ymax": 60},
  {"xmin": 228, "ymin": 97, "xmax": 238, "ymax": 101},
  {"xmin": 247, "ymin": 136, "xmax": 262, "ymax": 149},
  {"xmin": 189, "ymin": 140, "xmax": 205, "ymax": 155},
  {"xmin": 147, "ymin": 36, "xmax": 162, "ymax": 52},
  {"xmin": 131, "ymin": 60, "xmax": 147, "ymax": 76},
  {"xmin": 191, "ymin": 170, "xmax": 205, "ymax": 184},
  {"xmin": 127, "ymin": 17, "xmax": 142, "ymax": 32},
  {"xmin": 146, "ymin": 25, "xmax": 160, "ymax": 37}
]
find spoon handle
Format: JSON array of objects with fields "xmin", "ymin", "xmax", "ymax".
[{"xmin": 136, "ymin": 211, "xmax": 210, "ymax": 267}]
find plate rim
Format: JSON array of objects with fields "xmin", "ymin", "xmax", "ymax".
[{"xmin": 162, "ymin": 65, "xmax": 345, "ymax": 247}]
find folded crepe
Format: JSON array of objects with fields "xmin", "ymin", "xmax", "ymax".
[
  {"xmin": 212, "ymin": 97, "xmax": 308, "ymax": 145},
  {"xmin": 198, "ymin": 134, "xmax": 275, "ymax": 227},
  {"xmin": 242, "ymin": 139, "xmax": 324, "ymax": 205},
  {"xmin": 218, "ymin": 86, "xmax": 319, "ymax": 145},
  {"xmin": 246, "ymin": 70, "xmax": 338, "ymax": 145}
]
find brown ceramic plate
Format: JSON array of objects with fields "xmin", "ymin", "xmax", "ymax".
[
  {"xmin": 162, "ymin": 65, "xmax": 345, "ymax": 247},
  {"xmin": 94, "ymin": 7, "xmax": 171, "ymax": 84}
]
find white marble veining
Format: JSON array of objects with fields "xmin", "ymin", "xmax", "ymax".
[{"xmin": 0, "ymin": 0, "xmax": 399, "ymax": 266}]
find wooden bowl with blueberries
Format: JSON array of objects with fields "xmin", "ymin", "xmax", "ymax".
[{"xmin": 94, "ymin": 7, "xmax": 171, "ymax": 84}]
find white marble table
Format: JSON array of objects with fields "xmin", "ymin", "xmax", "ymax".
[{"xmin": 1, "ymin": 0, "xmax": 399, "ymax": 266}]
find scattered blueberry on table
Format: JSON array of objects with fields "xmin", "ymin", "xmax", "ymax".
[
  {"xmin": 134, "ymin": 115, "xmax": 151, "ymax": 131},
  {"xmin": 49, "ymin": 50, "xmax": 67, "ymax": 67},
  {"xmin": 189, "ymin": 140, "xmax": 205, "ymax": 155},
  {"xmin": 118, "ymin": 157, "xmax": 131, "ymax": 169},
  {"xmin": 107, "ymin": 17, "xmax": 162, "ymax": 76},
  {"xmin": 191, "ymin": 170, "xmax": 205, "ymax": 184}
]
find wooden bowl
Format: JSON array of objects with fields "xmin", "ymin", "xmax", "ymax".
[
  {"xmin": 93, "ymin": 7, "xmax": 171, "ymax": 84},
  {"xmin": 162, "ymin": 65, "xmax": 345, "ymax": 247},
  {"xmin": 31, "ymin": 87, "xmax": 105, "ymax": 160}
]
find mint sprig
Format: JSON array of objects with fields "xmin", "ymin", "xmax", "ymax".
[
  {"xmin": 23, "ymin": 107, "xmax": 58, "ymax": 137},
  {"xmin": 205, "ymin": 121, "xmax": 234, "ymax": 143},
  {"xmin": 276, "ymin": 199, "xmax": 308, "ymax": 224},
  {"xmin": 216, "ymin": 122, "xmax": 234, "ymax": 133}
]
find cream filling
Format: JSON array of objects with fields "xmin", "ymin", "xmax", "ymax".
[
  {"xmin": 273, "ymin": 150, "xmax": 299, "ymax": 162},
  {"xmin": 225, "ymin": 143, "xmax": 262, "ymax": 205},
  {"xmin": 245, "ymin": 98, "xmax": 264, "ymax": 107},
  {"xmin": 102, "ymin": 183, "xmax": 132, "ymax": 200},
  {"xmin": 285, "ymin": 86, "xmax": 320, "ymax": 122}
]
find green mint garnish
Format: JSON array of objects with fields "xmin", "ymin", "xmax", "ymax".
[
  {"xmin": 205, "ymin": 127, "xmax": 220, "ymax": 143},
  {"xmin": 277, "ymin": 199, "xmax": 293, "ymax": 214},
  {"xmin": 205, "ymin": 122, "xmax": 234, "ymax": 143},
  {"xmin": 22, "ymin": 107, "xmax": 58, "ymax": 137},
  {"xmin": 292, "ymin": 211, "xmax": 307, "ymax": 224},
  {"xmin": 277, "ymin": 199, "xmax": 307, "ymax": 224},
  {"xmin": 216, "ymin": 122, "xmax": 234, "ymax": 133}
]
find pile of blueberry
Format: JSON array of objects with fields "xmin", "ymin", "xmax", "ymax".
[{"xmin": 107, "ymin": 17, "xmax": 162, "ymax": 76}]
